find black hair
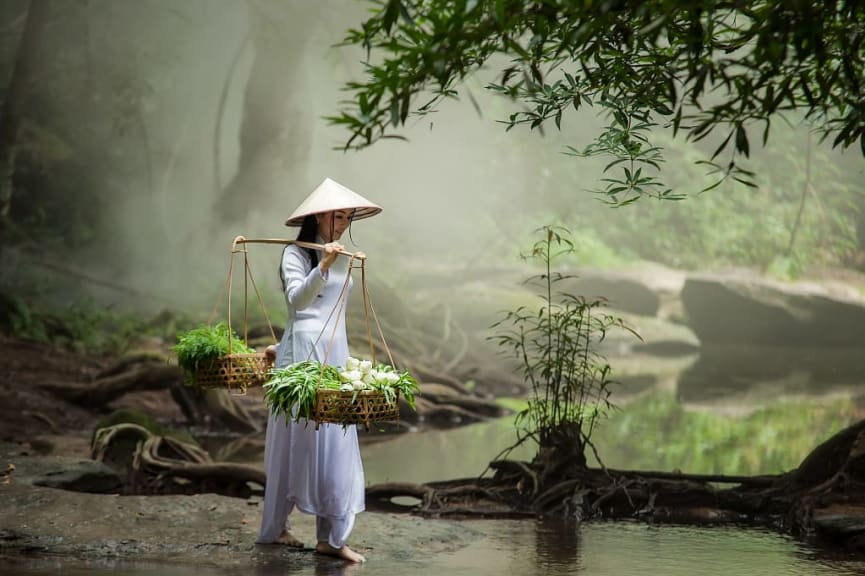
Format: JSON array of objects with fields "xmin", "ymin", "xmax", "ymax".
[
  {"xmin": 296, "ymin": 215, "xmax": 320, "ymax": 268},
  {"xmin": 278, "ymin": 212, "xmax": 356, "ymax": 291}
]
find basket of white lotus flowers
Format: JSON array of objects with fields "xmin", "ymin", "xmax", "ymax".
[{"xmin": 263, "ymin": 356, "xmax": 419, "ymax": 430}]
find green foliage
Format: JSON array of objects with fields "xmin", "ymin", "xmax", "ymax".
[
  {"xmin": 566, "ymin": 99, "xmax": 684, "ymax": 204},
  {"xmin": 264, "ymin": 360, "xmax": 341, "ymax": 422},
  {"xmin": 263, "ymin": 357, "xmax": 420, "ymax": 424},
  {"xmin": 489, "ymin": 225, "xmax": 639, "ymax": 465},
  {"xmin": 0, "ymin": 292, "xmax": 152, "ymax": 354},
  {"xmin": 331, "ymin": 1, "xmax": 865, "ymax": 204},
  {"xmin": 561, "ymin": 125, "xmax": 863, "ymax": 274},
  {"xmin": 172, "ymin": 322, "xmax": 254, "ymax": 383}
]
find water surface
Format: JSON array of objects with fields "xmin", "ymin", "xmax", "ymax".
[{"xmin": 6, "ymin": 520, "xmax": 864, "ymax": 576}]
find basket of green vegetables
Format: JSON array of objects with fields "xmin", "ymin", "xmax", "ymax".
[
  {"xmin": 173, "ymin": 322, "xmax": 273, "ymax": 394},
  {"xmin": 263, "ymin": 356, "xmax": 419, "ymax": 430}
]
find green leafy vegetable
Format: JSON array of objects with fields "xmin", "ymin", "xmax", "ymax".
[
  {"xmin": 263, "ymin": 356, "xmax": 420, "ymax": 424},
  {"xmin": 173, "ymin": 322, "xmax": 255, "ymax": 384}
]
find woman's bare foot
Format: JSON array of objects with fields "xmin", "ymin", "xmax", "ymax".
[
  {"xmin": 315, "ymin": 541, "xmax": 365, "ymax": 563},
  {"xmin": 274, "ymin": 530, "xmax": 304, "ymax": 548}
]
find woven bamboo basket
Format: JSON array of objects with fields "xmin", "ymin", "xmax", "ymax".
[
  {"xmin": 313, "ymin": 389, "xmax": 400, "ymax": 430},
  {"xmin": 194, "ymin": 352, "xmax": 274, "ymax": 394},
  {"xmin": 190, "ymin": 235, "xmax": 281, "ymax": 395}
]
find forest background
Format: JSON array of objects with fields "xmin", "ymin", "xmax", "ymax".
[{"xmin": 2, "ymin": 0, "xmax": 864, "ymax": 332}]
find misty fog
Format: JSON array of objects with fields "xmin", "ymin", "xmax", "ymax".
[
  {"xmin": 4, "ymin": 4, "xmax": 865, "ymax": 570},
  {"xmin": 1, "ymin": 0, "xmax": 864, "ymax": 339}
]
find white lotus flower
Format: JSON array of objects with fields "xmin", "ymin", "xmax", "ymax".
[
  {"xmin": 345, "ymin": 357, "xmax": 360, "ymax": 371},
  {"xmin": 339, "ymin": 383, "xmax": 353, "ymax": 392},
  {"xmin": 362, "ymin": 371, "xmax": 377, "ymax": 385},
  {"xmin": 359, "ymin": 360, "xmax": 372, "ymax": 373},
  {"xmin": 386, "ymin": 372, "xmax": 400, "ymax": 384},
  {"xmin": 352, "ymin": 380, "xmax": 366, "ymax": 391},
  {"xmin": 340, "ymin": 369, "xmax": 361, "ymax": 383}
]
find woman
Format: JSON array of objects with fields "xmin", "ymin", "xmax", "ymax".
[{"xmin": 257, "ymin": 178, "xmax": 381, "ymax": 563}]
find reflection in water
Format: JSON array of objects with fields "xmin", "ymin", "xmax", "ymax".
[
  {"xmin": 7, "ymin": 519, "xmax": 865, "ymax": 576},
  {"xmin": 593, "ymin": 390, "xmax": 859, "ymax": 475},
  {"xmin": 311, "ymin": 559, "xmax": 363, "ymax": 576},
  {"xmin": 572, "ymin": 522, "xmax": 864, "ymax": 576},
  {"xmin": 534, "ymin": 518, "xmax": 581, "ymax": 571},
  {"xmin": 251, "ymin": 558, "xmax": 352, "ymax": 576},
  {"xmin": 417, "ymin": 520, "xmax": 865, "ymax": 576},
  {"xmin": 358, "ymin": 389, "xmax": 858, "ymax": 484},
  {"xmin": 679, "ymin": 346, "xmax": 865, "ymax": 408},
  {"xmin": 361, "ymin": 417, "xmax": 531, "ymax": 485}
]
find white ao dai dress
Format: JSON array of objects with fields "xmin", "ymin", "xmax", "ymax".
[{"xmin": 257, "ymin": 244, "xmax": 364, "ymax": 548}]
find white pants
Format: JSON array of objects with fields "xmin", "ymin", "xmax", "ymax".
[{"xmin": 256, "ymin": 411, "xmax": 364, "ymax": 548}]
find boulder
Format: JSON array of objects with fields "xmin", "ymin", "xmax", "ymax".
[
  {"xmin": 552, "ymin": 273, "xmax": 661, "ymax": 317},
  {"xmin": 681, "ymin": 275, "xmax": 865, "ymax": 347},
  {"xmin": 31, "ymin": 460, "xmax": 122, "ymax": 494}
]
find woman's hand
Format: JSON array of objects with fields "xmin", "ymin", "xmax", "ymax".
[{"xmin": 319, "ymin": 242, "xmax": 344, "ymax": 272}]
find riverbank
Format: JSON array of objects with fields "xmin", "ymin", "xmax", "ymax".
[
  {"xmin": 4, "ymin": 440, "xmax": 865, "ymax": 576},
  {"xmin": 0, "ymin": 441, "xmax": 474, "ymax": 572}
]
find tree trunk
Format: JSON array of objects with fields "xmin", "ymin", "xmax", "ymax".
[
  {"xmin": 214, "ymin": 0, "xmax": 317, "ymax": 224},
  {"xmin": 0, "ymin": 0, "xmax": 51, "ymax": 232}
]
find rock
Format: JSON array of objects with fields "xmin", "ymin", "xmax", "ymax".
[
  {"xmin": 681, "ymin": 275, "xmax": 865, "ymax": 347},
  {"xmin": 31, "ymin": 460, "xmax": 122, "ymax": 494},
  {"xmin": 555, "ymin": 272, "xmax": 661, "ymax": 317}
]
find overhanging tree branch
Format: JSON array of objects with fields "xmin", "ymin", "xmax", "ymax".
[{"xmin": 328, "ymin": 1, "xmax": 865, "ymax": 203}]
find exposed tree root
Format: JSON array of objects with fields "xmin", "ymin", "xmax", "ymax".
[
  {"xmin": 22, "ymin": 410, "xmax": 60, "ymax": 434},
  {"xmin": 39, "ymin": 364, "xmax": 181, "ymax": 406},
  {"xmin": 38, "ymin": 357, "xmax": 260, "ymax": 433},
  {"xmin": 95, "ymin": 352, "xmax": 172, "ymax": 379},
  {"xmin": 91, "ymin": 423, "xmax": 264, "ymax": 498},
  {"xmin": 362, "ymin": 419, "xmax": 865, "ymax": 552}
]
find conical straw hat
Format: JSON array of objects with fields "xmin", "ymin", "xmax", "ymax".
[{"xmin": 285, "ymin": 178, "xmax": 382, "ymax": 226}]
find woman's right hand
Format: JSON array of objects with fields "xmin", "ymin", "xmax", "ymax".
[{"xmin": 319, "ymin": 242, "xmax": 344, "ymax": 272}]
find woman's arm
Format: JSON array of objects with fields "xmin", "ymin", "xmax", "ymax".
[{"xmin": 282, "ymin": 246, "xmax": 327, "ymax": 310}]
